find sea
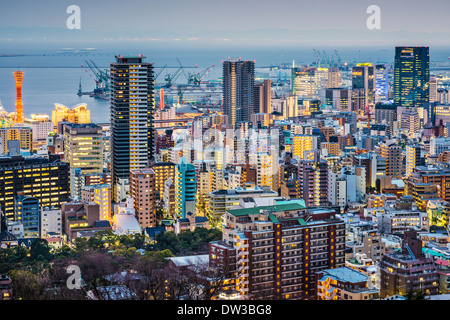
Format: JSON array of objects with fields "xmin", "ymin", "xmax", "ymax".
[{"xmin": 0, "ymin": 44, "xmax": 449, "ymax": 123}]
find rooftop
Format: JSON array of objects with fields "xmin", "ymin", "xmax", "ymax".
[
  {"xmin": 227, "ymin": 202, "xmax": 305, "ymax": 217},
  {"xmin": 319, "ymin": 266, "xmax": 368, "ymax": 284}
]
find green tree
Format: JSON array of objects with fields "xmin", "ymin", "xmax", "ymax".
[{"xmin": 29, "ymin": 238, "xmax": 52, "ymax": 261}]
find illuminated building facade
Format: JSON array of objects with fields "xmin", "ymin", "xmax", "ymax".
[
  {"xmin": 63, "ymin": 123, "xmax": 103, "ymax": 175},
  {"xmin": 375, "ymin": 63, "xmax": 389, "ymax": 102},
  {"xmin": 394, "ymin": 46, "xmax": 430, "ymax": 108},
  {"xmin": 14, "ymin": 192, "xmax": 40, "ymax": 238},
  {"xmin": 379, "ymin": 230, "xmax": 438, "ymax": 298},
  {"xmin": 0, "ymin": 155, "xmax": 70, "ymax": 220},
  {"xmin": 291, "ymin": 67, "xmax": 316, "ymax": 96},
  {"xmin": 51, "ymin": 103, "xmax": 91, "ymax": 127},
  {"xmin": 129, "ymin": 167, "xmax": 157, "ymax": 228},
  {"xmin": 316, "ymin": 267, "xmax": 379, "ymax": 300},
  {"xmin": 292, "ymin": 135, "xmax": 318, "ymax": 160},
  {"xmin": 81, "ymin": 184, "xmax": 112, "ymax": 222},
  {"xmin": 150, "ymin": 161, "xmax": 175, "ymax": 200},
  {"xmin": 405, "ymin": 144, "xmax": 421, "ymax": 178},
  {"xmin": 0, "ymin": 127, "xmax": 32, "ymax": 155},
  {"xmin": 110, "ymin": 55, "xmax": 155, "ymax": 200},
  {"xmin": 210, "ymin": 204, "xmax": 345, "ymax": 300}
]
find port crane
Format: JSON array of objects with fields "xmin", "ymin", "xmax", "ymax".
[
  {"xmin": 84, "ymin": 59, "xmax": 110, "ymax": 91},
  {"xmin": 164, "ymin": 67, "xmax": 183, "ymax": 88},
  {"xmin": 188, "ymin": 64, "xmax": 215, "ymax": 85}
]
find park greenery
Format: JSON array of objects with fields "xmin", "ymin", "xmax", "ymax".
[{"xmin": 0, "ymin": 227, "xmax": 223, "ymax": 300}]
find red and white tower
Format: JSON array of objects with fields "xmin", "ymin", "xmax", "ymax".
[{"xmin": 13, "ymin": 71, "xmax": 25, "ymax": 123}]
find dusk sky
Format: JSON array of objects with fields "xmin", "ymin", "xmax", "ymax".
[{"xmin": 1, "ymin": 0, "xmax": 450, "ymax": 48}]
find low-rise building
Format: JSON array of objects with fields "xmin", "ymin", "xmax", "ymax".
[{"xmin": 316, "ymin": 266, "xmax": 379, "ymax": 300}]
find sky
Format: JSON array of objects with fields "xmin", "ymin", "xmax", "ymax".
[{"xmin": 1, "ymin": 0, "xmax": 450, "ymax": 49}]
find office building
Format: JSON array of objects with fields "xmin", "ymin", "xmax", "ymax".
[
  {"xmin": 223, "ymin": 59, "xmax": 255, "ymax": 127},
  {"xmin": 400, "ymin": 108, "xmax": 420, "ymax": 136},
  {"xmin": 174, "ymin": 157, "xmax": 197, "ymax": 219},
  {"xmin": 394, "ymin": 46, "xmax": 430, "ymax": 108},
  {"xmin": 14, "ymin": 192, "xmax": 40, "ymax": 238},
  {"xmin": 0, "ymin": 155, "xmax": 70, "ymax": 220},
  {"xmin": 110, "ymin": 55, "xmax": 155, "ymax": 200},
  {"xmin": 322, "ymin": 88, "xmax": 352, "ymax": 111},
  {"xmin": 63, "ymin": 123, "xmax": 103, "ymax": 175},
  {"xmin": 291, "ymin": 66, "xmax": 316, "ymax": 97}
]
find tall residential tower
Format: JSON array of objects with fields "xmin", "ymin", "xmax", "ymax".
[
  {"xmin": 223, "ymin": 59, "xmax": 255, "ymax": 127},
  {"xmin": 110, "ymin": 55, "xmax": 155, "ymax": 200}
]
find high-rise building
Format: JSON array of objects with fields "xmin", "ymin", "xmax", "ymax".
[
  {"xmin": 129, "ymin": 168, "xmax": 157, "ymax": 228},
  {"xmin": 253, "ymin": 79, "xmax": 271, "ymax": 114},
  {"xmin": 379, "ymin": 140, "xmax": 402, "ymax": 179},
  {"xmin": 298, "ymin": 154, "xmax": 329, "ymax": 207},
  {"xmin": 405, "ymin": 145, "xmax": 421, "ymax": 178},
  {"xmin": 13, "ymin": 71, "xmax": 25, "ymax": 124},
  {"xmin": 223, "ymin": 59, "xmax": 255, "ymax": 127},
  {"xmin": 291, "ymin": 67, "xmax": 316, "ymax": 96},
  {"xmin": 394, "ymin": 46, "xmax": 430, "ymax": 108},
  {"xmin": 375, "ymin": 63, "xmax": 389, "ymax": 102},
  {"xmin": 352, "ymin": 63, "xmax": 376, "ymax": 114},
  {"xmin": 400, "ymin": 108, "xmax": 420, "ymax": 136},
  {"xmin": 174, "ymin": 156, "xmax": 197, "ymax": 219},
  {"xmin": 63, "ymin": 123, "xmax": 103, "ymax": 175},
  {"xmin": 110, "ymin": 55, "xmax": 155, "ymax": 200}
]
